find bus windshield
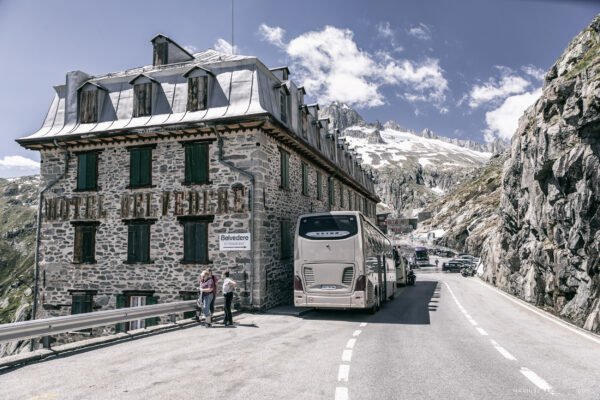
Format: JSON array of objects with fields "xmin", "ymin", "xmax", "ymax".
[
  {"xmin": 415, "ymin": 249, "xmax": 428, "ymax": 260},
  {"xmin": 299, "ymin": 215, "xmax": 358, "ymax": 240}
]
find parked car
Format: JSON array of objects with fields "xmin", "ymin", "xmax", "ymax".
[{"xmin": 442, "ymin": 261, "xmax": 463, "ymax": 272}]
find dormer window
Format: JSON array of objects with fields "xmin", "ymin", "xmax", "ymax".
[
  {"xmin": 187, "ymin": 76, "xmax": 208, "ymax": 111},
  {"xmin": 80, "ymin": 90, "xmax": 98, "ymax": 123},
  {"xmin": 129, "ymin": 74, "xmax": 157, "ymax": 118},
  {"xmin": 154, "ymin": 42, "xmax": 168, "ymax": 66},
  {"xmin": 134, "ymin": 83, "xmax": 152, "ymax": 117},
  {"xmin": 280, "ymin": 90, "xmax": 288, "ymax": 124},
  {"xmin": 78, "ymin": 82, "xmax": 107, "ymax": 124},
  {"xmin": 184, "ymin": 66, "xmax": 213, "ymax": 112}
]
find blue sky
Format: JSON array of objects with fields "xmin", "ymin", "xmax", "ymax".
[{"xmin": 0, "ymin": 0, "xmax": 597, "ymax": 177}]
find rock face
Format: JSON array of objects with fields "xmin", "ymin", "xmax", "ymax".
[
  {"xmin": 480, "ymin": 15, "xmax": 600, "ymax": 333},
  {"xmin": 418, "ymin": 153, "xmax": 507, "ymax": 256},
  {"xmin": 0, "ymin": 175, "xmax": 39, "ymax": 357},
  {"xmin": 321, "ymin": 102, "xmax": 500, "ymax": 214}
]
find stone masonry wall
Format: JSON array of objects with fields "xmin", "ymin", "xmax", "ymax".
[{"xmin": 37, "ymin": 128, "xmax": 376, "ymax": 337}]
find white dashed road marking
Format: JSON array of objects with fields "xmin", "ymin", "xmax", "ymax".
[
  {"xmin": 342, "ymin": 349, "xmax": 353, "ymax": 362},
  {"xmin": 335, "ymin": 386, "xmax": 349, "ymax": 400},
  {"xmin": 520, "ymin": 367, "xmax": 554, "ymax": 394},
  {"xmin": 476, "ymin": 327, "xmax": 489, "ymax": 336},
  {"xmin": 490, "ymin": 340, "xmax": 517, "ymax": 361},
  {"xmin": 352, "ymin": 330, "xmax": 361, "ymax": 337},
  {"xmin": 337, "ymin": 365, "xmax": 350, "ymax": 382},
  {"xmin": 346, "ymin": 338, "xmax": 356, "ymax": 349},
  {"xmin": 359, "ymin": 322, "xmax": 367, "ymax": 327}
]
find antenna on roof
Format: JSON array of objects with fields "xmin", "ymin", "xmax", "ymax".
[{"xmin": 231, "ymin": 0, "xmax": 235, "ymax": 55}]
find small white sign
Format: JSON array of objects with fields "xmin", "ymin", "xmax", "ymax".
[{"xmin": 219, "ymin": 233, "xmax": 251, "ymax": 250}]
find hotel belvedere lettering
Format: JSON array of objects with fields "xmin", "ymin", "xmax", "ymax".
[{"xmin": 44, "ymin": 187, "xmax": 248, "ymax": 221}]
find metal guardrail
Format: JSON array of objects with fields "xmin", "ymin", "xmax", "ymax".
[{"xmin": 0, "ymin": 297, "xmax": 224, "ymax": 344}]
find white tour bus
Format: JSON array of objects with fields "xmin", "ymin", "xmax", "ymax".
[{"xmin": 293, "ymin": 211, "xmax": 396, "ymax": 312}]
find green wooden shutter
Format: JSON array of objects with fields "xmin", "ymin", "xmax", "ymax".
[
  {"xmin": 86, "ymin": 153, "xmax": 96, "ymax": 190},
  {"xmin": 197, "ymin": 144, "xmax": 207, "ymax": 183},
  {"xmin": 317, "ymin": 173, "xmax": 322, "ymax": 200},
  {"xmin": 115, "ymin": 294, "xmax": 126, "ymax": 333},
  {"xmin": 302, "ymin": 163, "xmax": 308, "ymax": 195},
  {"xmin": 72, "ymin": 295, "xmax": 84, "ymax": 314},
  {"xmin": 139, "ymin": 149, "xmax": 150, "ymax": 186},
  {"xmin": 280, "ymin": 151, "xmax": 289, "ymax": 189},
  {"xmin": 130, "ymin": 150, "xmax": 140, "ymax": 187},
  {"xmin": 185, "ymin": 144, "xmax": 208, "ymax": 184},
  {"xmin": 185, "ymin": 145, "xmax": 193, "ymax": 183},
  {"xmin": 82, "ymin": 226, "xmax": 95, "ymax": 263},
  {"xmin": 197, "ymin": 221, "xmax": 208, "ymax": 264},
  {"xmin": 183, "ymin": 221, "xmax": 194, "ymax": 262},
  {"xmin": 145, "ymin": 296, "xmax": 159, "ymax": 327},
  {"xmin": 77, "ymin": 154, "xmax": 86, "ymax": 190},
  {"xmin": 139, "ymin": 224, "xmax": 149, "ymax": 263}
]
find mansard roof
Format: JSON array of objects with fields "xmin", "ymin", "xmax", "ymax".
[{"xmin": 16, "ymin": 35, "xmax": 378, "ymax": 201}]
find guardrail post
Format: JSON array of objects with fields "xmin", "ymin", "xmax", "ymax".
[
  {"xmin": 42, "ymin": 336, "xmax": 51, "ymax": 350},
  {"xmin": 170, "ymin": 314, "xmax": 176, "ymax": 324}
]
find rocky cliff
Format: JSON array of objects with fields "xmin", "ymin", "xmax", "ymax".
[
  {"xmin": 417, "ymin": 153, "xmax": 507, "ymax": 256},
  {"xmin": 321, "ymin": 102, "xmax": 502, "ymax": 215},
  {"xmin": 480, "ymin": 15, "xmax": 600, "ymax": 333},
  {"xmin": 0, "ymin": 176, "xmax": 38, "ymax": 357}
]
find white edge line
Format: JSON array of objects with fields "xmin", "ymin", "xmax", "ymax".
[
  {"xmin": 520, "ymin": 367, "xmax": 554, "ymax": 394},
  {"xmin": 474, "ymin": 278, "xmax": 600, "ymax": 345},
  {"xmin": 490, "ymin": 340, "xmax": 517, "ymax": 361},
  {"xmin": 335, "ymin": 386, "xmax": 348, "ymax": 400}
]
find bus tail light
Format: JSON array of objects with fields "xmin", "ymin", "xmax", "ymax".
[
  {"xmin": 294, "ymin": 275, "xmax": 304, "ymax": 291},
  {"xmin": 354, "ymin": 275, "xmax": 366, "ymax": 291}
]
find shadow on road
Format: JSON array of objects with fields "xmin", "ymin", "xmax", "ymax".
[{"xmin": 300, "ymin": 280, "xmax": 441, "ymax": 325}]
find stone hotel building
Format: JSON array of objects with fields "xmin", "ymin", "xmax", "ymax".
[{"xmin": 17, "ymin": 35, "xmax": 379, "ymax": 331}]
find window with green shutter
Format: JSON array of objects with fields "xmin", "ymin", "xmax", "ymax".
[
  {"xmin": 348, "ymin": 190, "xmax": 352, "ymax": 210},
  {"xmin": 145, "ymin": 295, "xmax": 159, "ymax": 327},
  {"xmin": 72, "ymin": 222, "xmax": 98, "ymax": 264},
  {"xmin": 280, "ymin": 149, "xmax": 290, "ymax": 189},
  {"xmin": 328, "ymin": 178, "xmax": 334, "ymax": 206},
  {"xmin": 71, "ymin": 294, "xmax": 92, "ymax": 315},
  {"xmin": 301, "ymin": 163, "xmax": 309, "ymax": 196},
  {"xmin": 184, "ymin": 143, "xmax": 209, "ymax": 184},
  {"xmin": 187, "ymin": 76, "xmax": 208, "ymax": 111},
  {"xmin": 129, "ymin": 148, "xmax": 152, "ymax": 188},
  {"xmin": 340, "ymin": 184, "xmax": 344, "ymax": 208},
  {"xmin": 281, "ymin": 219, "xmax": 291, "ymax": 259},
  {"xmin": 127, "ymin": 222, "xmax": 151, "ymax": 263},
  {"xmin": 317, "ymin": 172, "xmax": 323, "ymax": 200},
  {"xmin": 181, "ymin": 218, "xmax": 210, "ymax": 264},
  {"xmin": 76, "ymin": 152, "xmax": 98, "ymax": 191}
]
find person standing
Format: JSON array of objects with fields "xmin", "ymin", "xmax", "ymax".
[
  {"xmin": 198, "ymin": 270, "xmax": 215, "ymax": 328},
  {"xmin": 208, "ymin": 268, "xmax": 218, "ymax": 315},
  {"xmin": 222, "ymin": 271, "xmax": 236, "ymax": 326}
]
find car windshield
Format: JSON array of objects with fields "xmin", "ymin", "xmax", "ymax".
[{"xmin": 299, "ymin": 215, "xmax": 358, "ymax": 240}]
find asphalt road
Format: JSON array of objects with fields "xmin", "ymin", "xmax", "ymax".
[{"xmin": 2, "ymin": 267, "xmax": 600, "ymax": 400}]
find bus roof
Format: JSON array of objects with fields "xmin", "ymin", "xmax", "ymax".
[{"xmin": 414, "ymin": 246, "xmax": 427, "ymax": 251}]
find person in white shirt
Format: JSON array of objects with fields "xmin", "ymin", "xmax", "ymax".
[{"xmin": 222, "ymin": 271, "xmax": 236, "ymax": 326}]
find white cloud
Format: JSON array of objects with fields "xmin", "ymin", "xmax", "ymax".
[
  {"xmin": 213, "ymin": 38, "xmax": 238, "ymax": 55},
  {"xmin": 408, "ymin": 23, "xmax": 431, "ymax": 41},
  {"xmin": 469, "ymin": 75, "xmax": 530, "ymax": 108},
  {"xmin": 377, "ymin": 22, "xmax": 393, "ymax": 38},
  {"xmin": 483, "ymin": 88, "xmax": 542, "ymax": 141},
  {"xmin": 260, "ymin": 25, "xmax": 448, "ymax": 109},
  {"xmin": 258, "ymin": 24, "xmax": 286, "ymax": 48},
  {"xmin": 521, "ymin": 65, "xmax": 545, "ymax": 81},
  {"xmin": 184, "ymin": 45, "xmax": 198, "ymax": 54},
  {"xmin": 0, "ymin": 155, "xmax": 39, "ymax": 169}
]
